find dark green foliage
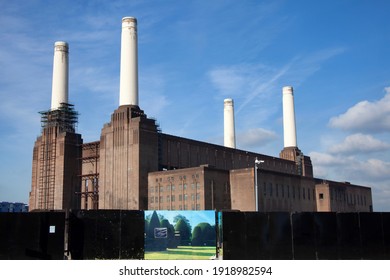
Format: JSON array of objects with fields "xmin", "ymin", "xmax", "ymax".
[
  {"xmin": 175, "ymin": 218, "xmax": 192, "ymax": 245},
  {"xmin": 173, "ymin": 214, "xmax": 192, "ymax": 232},
  {"xmin": 191, "ymin": 222, "xmax": 216, "ymax": 246},
  {"xmin": 191, "ymin": 226, "xmax": 203, "ymax": 246},
  {"xmin": 145, "ymin": 211, "xmax": 166, "ymax": 251},
  {"xmin": 144, "ymin": 219, "xmax": 149, "ymax": 235}
]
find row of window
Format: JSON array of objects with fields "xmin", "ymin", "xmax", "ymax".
[
  {"xmin": 150, "ymin": 193, "xmax": 201, "ymax": 204},
  {"xmin": 262, "ymin": 183, "xmax": 315, "ymax": 201},
  {"xmin": 154, "ymin": 174, "xmax": 200, "ymax": 183},
  {"xmin": 329, "ymin": 189, "xmax": 368, "ymax": 206},
  {"xmin": 150, "ymin": 183, "xmax": 201, "ymax": 193},
  {"xmin": 149, "ymin": 204, "xmax": 201, "ymax": 211}
]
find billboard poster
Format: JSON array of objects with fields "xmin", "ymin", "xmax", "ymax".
[{"xmin": 144, "ymin": 210, "xmax": 217, "ymax": 260}]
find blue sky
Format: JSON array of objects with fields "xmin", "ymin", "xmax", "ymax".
[{"xmin": 0, "ymin": 0, "xmax": 389, "ymax": 211}]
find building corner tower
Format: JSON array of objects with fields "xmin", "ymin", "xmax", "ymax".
[
  {"xmin": 29, "ymin": 42, "xmax": 82, "ymax": 211},
  {"xmin": 99, "ymin": 17, "xmax": 159, "ymax": 210},
  {"xmin": 279, "ymin": 86, "xmax": 313, "ymax": 177}
]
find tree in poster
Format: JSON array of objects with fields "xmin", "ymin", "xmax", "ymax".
[
  {"xmin": 191, "ymin": 222, "xmax": 215, "ymax": 246},
  {"xmin": 146, "ymin": 210, "xmax": 166, "ymax": 251},
  {"xmin": 175, "ymin": 218, "xmax": 192, "ymax": 245}
]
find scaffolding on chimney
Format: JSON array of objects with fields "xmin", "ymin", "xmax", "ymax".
[
  {"xmin": 37, "ymin": 103, "xmax": 78, "ymax": 209},
  {"xmin": 39, "ymin": 103, "xmax": 78, "ymax": 133},
  {"xmin": 77, "ymin": 141, "xmax": 100, "ymax": 210}
]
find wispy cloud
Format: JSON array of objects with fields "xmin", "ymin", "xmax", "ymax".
[
  {"xmin": 237, "ymin": 128, "xmax": 278, "ymax": 151},
  {"xmin": 208, "ymin": 47, "xmax": 346, "ymax": 116}
]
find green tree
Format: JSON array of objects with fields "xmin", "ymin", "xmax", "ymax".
[
  {"xmin": 175, "ymin": 218, "xmax": 192, "ymax": 245},
  {"xmin": 191, "ymin": 226, "xmax": 203, "ymax": 246},
  {"xmin": 145, "ymin": 211, "xmax": 166, "ymax": 251},
  {"xmin": 192, "ymin": 222, "xmax": 216, "ymax": 246},
  {"xmin": 173, "ymin": 214, "xmax": 192, "ymax": 231},
  {"xmin": 148, "ymin": 211, "xmax": 161, "ymax": 238}
]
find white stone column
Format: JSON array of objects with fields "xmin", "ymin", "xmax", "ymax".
[
  {"xmin": 51, "ymin": 41, "xmax": 69, "ymax": 110},
  {"xmin": 282, "ymin": 86, "xmax": 297, "ymax": 148},
  {"xmin": 119, "ymin": 17, "xmax": 139, "ymax": 106},
  {"xmin": 224, "ymin": 98, "xmax": 236, "ymax": 148}
]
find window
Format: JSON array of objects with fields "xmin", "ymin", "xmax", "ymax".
[
  {"xmin": 319, "ymin": 193, "xmax": 324, "ymax": 200},
  {"xmin": 172, "ymin": 185, "xmax": 175, "ymax": 192},
  {"xmin": 269, "ymin": 183, "xmax": 273, "ymax": 197},
  {"xmin": 276, "ymin": 184, "xmax": 279, "ymax": 197},
  {"xmin": 303, "ymin": 188, "xmax": 305, "ymax": 200},
  {"xmin": 184, "ymin": 194, "xmax": 188, "ymax": 201},
  {"xmin": 171, "ymin": 195, "xmax": 175, "ymax": 202},
  {"xmin": 196, "ymin": 193, "xmax": 200, "ymax": 200},
  {"xmin": 179, "ymin": 194, "xmax": 182, "ymax": 201},
  {"xmin": 150, "ymin": 197, "xmax": 154, "ymax": 203},
  {"xmin": 191, "ymin": 194, "xmax": 195, "ymax": 201},
  {"xmin": 166, "ymin": 195, "xmax": 170, "ymax": 203},
  {"xmin": 196, "ymin": 183, "xmax": 201, "ymax": 190}
]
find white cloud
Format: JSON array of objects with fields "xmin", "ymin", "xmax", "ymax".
[
  {"xmin": 329, "ymin": 88, "xmax": 390, "ymax": 133},
  {"xmin": 237, "ymin": 128, "xmax": 278, "ymax": 150},
  {"xmin": 328, "ymin": 133, "xmax": 390, "ymax": 154},
  {"xmin": 310, "ymin": 151, "xmax": 390, "ymax": 186}
]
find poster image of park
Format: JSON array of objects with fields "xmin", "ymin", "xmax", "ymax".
[{"xmin": 144, "ymin": 210, "xmax": 217, "ymax": 260}]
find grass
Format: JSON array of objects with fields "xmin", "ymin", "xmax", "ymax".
[{"xmin": 145, "ymin": 246, "xmax": 216, "ymax": 260}]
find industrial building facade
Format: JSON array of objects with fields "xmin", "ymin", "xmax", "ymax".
[{"xmin": 29, "ymin": 17, "xmax": 373, "ymax": 213}]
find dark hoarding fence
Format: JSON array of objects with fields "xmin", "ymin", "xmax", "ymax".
[
  {"xmin": 312, "ymin": 212, "xmax": 338, "ymax": 260},
  {"xmin": 68, "ymin": 210, "xmax": 144, "ymax": 259},
  {"xmin": 359, "ymin": 212, "xmax": 385, "ymax": 259},
  {"xmin": 336, "ymin": 213, "xmax": 361, "ymax": 259},
  {"xmin": 291, "ymin": 212, "xmax": 316, "ymax": 259},
  {"xmin": 0, "ymin": 212, "xmax": 65, "ymax": 260},
  {"xmin": 382, "ymin": 212, "xmax": 390, "ymax": 259},
  {"xmin": 221, "ymin": 211, "xmax": 246, "ymax": 260},
  {"xmin": 268, "ymin": 212, "xmax": 292, "ymax": 260}
]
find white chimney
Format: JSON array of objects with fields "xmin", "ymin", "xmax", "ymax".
[
  {"xmin": 119, "ymin": 17, "xmax": 139, "ymax": 106},
  {"xmin": 224, "ymin": 98, "xmax": 236, "ymax": 148},
  {"xmin": 282, "ymin": 86, "xmax": 297, "ymax": 148},
  {"xmin": 51, "ymin": 41, "xmax": 69, "ymax": 110}
]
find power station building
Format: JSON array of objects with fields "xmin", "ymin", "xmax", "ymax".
[{"xmin": 29, "ymin": 17, "xmax": 373, "ymax": 213}]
